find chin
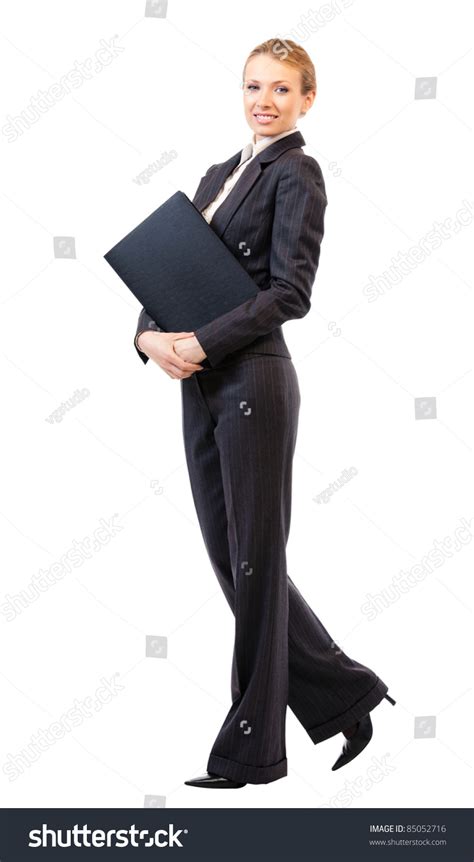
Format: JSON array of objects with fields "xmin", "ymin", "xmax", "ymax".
[{"xmin": 251, "ymin": 121, "xmax": 279, "ymax": 129}]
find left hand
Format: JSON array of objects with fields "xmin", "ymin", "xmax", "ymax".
[{"xmin": 172, "ymin": 334, "xmax": 207, "ymax": 365}]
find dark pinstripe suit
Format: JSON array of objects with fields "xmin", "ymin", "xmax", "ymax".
[{"xmin": 135, "ymin": 131, "xmax": 388, "ymax": 784}]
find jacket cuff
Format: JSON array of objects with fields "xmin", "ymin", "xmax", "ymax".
[
  {"xmin": 134, "ymin": 319, "xmax": 163, "ymax": 365},
  {"xmin": 134, "ymin": 330, "xmax": 149, "ymax": 365},
  {"xmin": 193, "ymin": 323, "xmax": 229, "ymax": 368}
]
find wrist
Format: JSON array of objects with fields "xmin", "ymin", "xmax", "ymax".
[{"xmin": 136, "ymin": 330, "xmax": 154, "ymax": 352}]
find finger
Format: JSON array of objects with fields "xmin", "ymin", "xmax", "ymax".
[
  {"xmin": 167, "ymin": 362, "xmax": 187, "ymax": 377},
  {"xmin": 179, "ymin": 362, "xmax": 203, "ymax": 371},
  {"xmin": 169, "ymin": 350, "xmax": 203, "ymax": 371},
  {"xmin": 174, "ymin": 367, "xmax": 194, "ymax": 379}
]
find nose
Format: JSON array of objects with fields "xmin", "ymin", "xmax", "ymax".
[
  {"xmin": 256, "ymin": 100, "xmax": 274, "ymax": 110},
  {"xmin": 254, "ymin": 86, "xmax": 274, "ymax": 109}
]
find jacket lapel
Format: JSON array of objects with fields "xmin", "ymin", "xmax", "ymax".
[
  {"xmin": 192, "ymin": 153, "xmax": 241, "ymax": 213},
  {"xmin": 192, "ymin": 130, "xmax": 306, "ymax": 239}
]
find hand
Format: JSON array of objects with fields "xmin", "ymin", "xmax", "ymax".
[
  {"xmin": 172, "ymin": 334, "xmax": 207, "ymax": 365},
  {"xmin": 137, "ymin": 330, "xmax": 204, "ymax": 379}
]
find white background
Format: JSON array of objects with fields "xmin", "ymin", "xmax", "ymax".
[{"xmin": 0, "ymin": 0, "xmax": 472, "ymax": 809}]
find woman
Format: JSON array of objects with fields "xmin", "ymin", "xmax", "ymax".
[{"xmin": 134, "ymin": 38, "xmax": 395, "ymax": 788}]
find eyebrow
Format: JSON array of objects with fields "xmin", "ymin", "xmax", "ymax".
[{"xmin": 245, "ymin": 79, "xmax": 291, "ymax": 84}]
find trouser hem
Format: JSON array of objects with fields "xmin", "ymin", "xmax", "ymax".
[
  {"xmin": 307, "ymin": 677, "xmax": 389, "ymax": 744},
  {"xmin": 207, "ymin": 753, "xmax": 287, "ymax": 785}
]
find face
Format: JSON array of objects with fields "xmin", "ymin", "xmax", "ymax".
[{"xmin": 243, "ymin": 53, "xmax": 315, "ymax": 141}]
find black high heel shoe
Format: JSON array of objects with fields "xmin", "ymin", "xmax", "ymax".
[
  {"xmin": 184, "ymin": 771, "xmax": 247, "ymax": 788},
  {"xmin": 331, "ymin": 693, "xmax": 396, "ymax": 771}
]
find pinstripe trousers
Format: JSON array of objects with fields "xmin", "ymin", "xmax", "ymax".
[{"xmin": 180, "ymin": 353, "xmax": 388, "ymax": 784}]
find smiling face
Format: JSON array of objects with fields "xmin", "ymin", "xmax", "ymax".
[{"xmin": 243, "ymin": 53, "xmax": 315, "ymax": 141}]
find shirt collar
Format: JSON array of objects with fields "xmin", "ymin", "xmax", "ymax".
[{"xmin": 238, "ymin": 126, "xmax": 299, "ymax": 167}]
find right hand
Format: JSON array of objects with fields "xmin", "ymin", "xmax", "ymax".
[{"xmin": 137, "ymin": 330, "xmax": 204, "ymax": 379}]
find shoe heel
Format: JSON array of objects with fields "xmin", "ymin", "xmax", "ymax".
[{"xmin": 384, "ymin": 693, "xmax": 396, "ymax": 706}]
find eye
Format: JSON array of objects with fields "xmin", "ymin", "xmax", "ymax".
[{"xmin": 245, "ymin": 84, "xmax": 289, "ymax": 93}]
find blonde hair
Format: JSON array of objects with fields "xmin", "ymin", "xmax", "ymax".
[{"xmin": 243, "ymin": 38, "xmax": 316, "ymax": 96}]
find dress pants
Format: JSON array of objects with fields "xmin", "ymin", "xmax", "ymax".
[{"xmin": 180, "ymin": 353, "xmax": 388, "ymax": 785}]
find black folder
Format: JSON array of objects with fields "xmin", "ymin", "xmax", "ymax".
[{"xmin": 103, "ymin": 191, "xmax": 259, "ymax": 331}]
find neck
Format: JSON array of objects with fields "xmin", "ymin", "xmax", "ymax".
[{"xmin": 253, "ymin": 127, "xmax": 296, "ymax": 144}]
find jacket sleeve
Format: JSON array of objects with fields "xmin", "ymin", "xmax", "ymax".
[
  {"xmin": 134, "ymin": 306, "xmax": 163, "ymax": 365},
  {"xmin": 193, "ymin": 155, "xmax": 328, "ymax": 368}
]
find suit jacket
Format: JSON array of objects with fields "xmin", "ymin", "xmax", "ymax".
[{"xmin": 134, "ymin": 129, "xmax": 327, "ymax": 368}]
